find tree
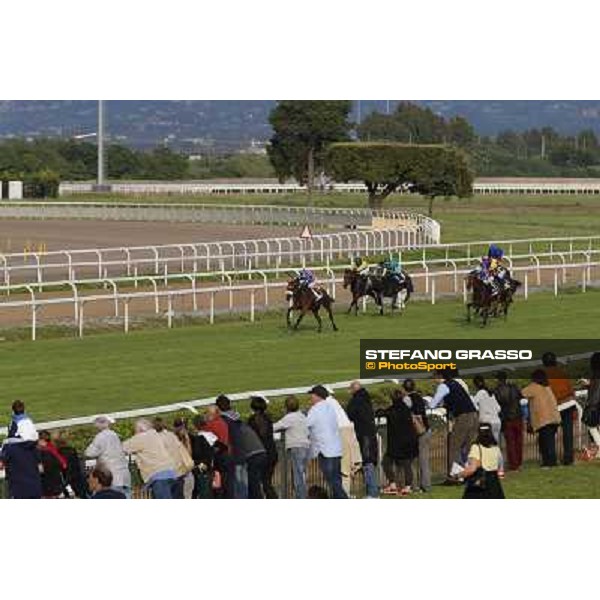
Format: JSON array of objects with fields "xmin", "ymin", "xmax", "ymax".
[
  {"xmin": 267, "ymin": 101, "xmax": 352, "ymax": 191},
  {"xmin": 325, "ymin": 142, "xmax": 473, "ymax": 211}
]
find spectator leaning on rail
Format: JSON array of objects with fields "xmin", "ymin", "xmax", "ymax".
[
  {"xmin": 521, "ymin": 370, "xmax": 561, "ymax": 468},
  {"xmin": 122, "ymin": 418, "xmax": 177, "ymax": 499},
  {"xmin": 403, "ymin": 379, "xmax": 432, "ymax": 493},
  {"xmin": 248, "ymin": 396, "xmax": 279, "ymax": 499},
  {"xmin": 173, "ymin": 418, "xmax": 196, "ymax": 499},
  {"xmin": 153, "ymin": 417, "xmax": 195, "ymax": 499},
  {"xmin": 85, "ymin": 415, "xmax": 131, "ymax": 498},
  {"xmin": 306, "ymin": 385, "xmax": 348, "ymax": 499},
  {"xmin": 325, "ymin": 389, "xmax": 361, "ymax": 497},
  {"xmin": 430, "ymin": 368, "xmax": 479, "ymax": 483},
  {"xmin": 216, "ymin": 394, "xmax": 249, "ymax": 499},
  {"xmin": 200, "ymin": 405, "xmax": 234, "ymax": 498},
  {"xmin": 494, "ymin": 371, "xmax": 525, "ymax": 471},
  {"xmin": 273, "ymin": 395, "xmax": 310, "ymax": 499},
  {"xmin": 542, "ymin": 352, "xmax": 577, "ymax": 466},
  {"xmin": 346, "ymin": 381, "xmax": 379, "ymax": 499},
  {"xmin": 88, "ymin": 463, "xmax": 126, "ymax": 499},
  {"xmin": 38, "ymin": 430, "xmax": 68, "ymax": 498}
]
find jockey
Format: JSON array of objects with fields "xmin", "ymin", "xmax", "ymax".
[
  {"xmin": 477, "ymin": 244, "xmax": 508, "ymax": 295},
  {"xmin": 298, "ymin": 268, "xmax": 322, "ymax": 300},
  {"xmin": 353, "ymin": 256, "xmax": 370, "ymax": 276},
  {"xmin": 381, "ymin": 257, "xmax": 404, "ymax": 285}
]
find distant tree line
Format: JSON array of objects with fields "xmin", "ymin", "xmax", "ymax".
[{"xmin": 356, "ymin": 102, "xmax": 600, "ymax": 177}]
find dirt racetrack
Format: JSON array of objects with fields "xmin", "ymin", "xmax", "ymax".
[{"xmin": 0, "ymin": 220, "xmax": 299, "ymax": 254}]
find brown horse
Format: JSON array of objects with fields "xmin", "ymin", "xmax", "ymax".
[
  {"xmin": 466, "ymin": 273, "xmax": 498, "ymax": 327},
  {"xmin": 286, "ymin": 278, "xmax": 338, "ymax": 332},
  {"xmin": 466, "ymin": 273, "xmax": 521, "ymax": 326}
]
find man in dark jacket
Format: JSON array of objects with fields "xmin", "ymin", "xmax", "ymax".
[
  {"xmin": 1, "ymin": 439, "xmax": 42, "ymax": 499},
  {"xmin": 217, "ymin": 394, "xmax": 267, "ymax": 499},
  {"xmin": 89, "ymin": 464, "xmax": 126, "ymax": 499},
  {"xmin": 346, "ymin": 381, "xmax": 379, "ymax": 498},
  {"xmin": 495, "ymin": 370, "xmax": 524, "ymax": 471}
]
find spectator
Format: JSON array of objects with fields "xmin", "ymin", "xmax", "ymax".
[
  {"xmin": 273, "ymin": 395, "xmax": 310, "ymax": 499},
  {"xmin": 0, "ymin": 418, "xmax": 42, "ymax": 499},
  {"xmin": 237, "ymin": 416, "xmax": 268, "ymax": 499},
  {"xmin": 122, "ymin": 419, "xmax": 177, "ymax": 499},
  {"xmin": 194, "ymin": 412, "xmax": 232, "ymax": 497},
  {"xmin": 325, "ymin": 389, "xmax": 361, "ymax": 497},
  {"xmin": 430, "ymin": 368, "xmax": 479, "ymax": 482},
  {"xmin": 88, "ymin": 464, "xmax": 126, "ymax": 499},
  {"xmin": 55, "ymin": 434, "xmax": 90, "ymax": 498},
  {"xmin": 7, "ymin": 400, "xmax": 38, "ymax": 443},
  {"xmin": 522, "ymin": 370, "xmax": 561, "ymax": 468},
  {"xmin": 153, "ymin": 417, "xmax": 194, "ymax": 499},
  {"xmin": 216, "ymin": 394, "xmax": 248, "ymax": 498},
  {"xmin": 403, "ymin": 379, "xmax": 431, "ymax": 493},
  {"xmin": 377, "ymin": 389, "xmax": 418, "ymax": 496},
  {"xmin": 173, "ymin": 418, "xmax": 195, "ymax": 499},
  {"xmin": 495, "ymin": 371, "xmax": 524, "ymax": 471},
  {"xmin": 581, "ymin": 352, "xmax": 600, "ymax": 454},
  {"xmin": 190, "ymin": 415, "xmax": 219, "ymax": 498},
  {"xmin": 542, "ymin": 352, "xmax": 577, "ymax": 466},
  {"xmin": 85, "ymin": 415, "xmax": 132, "ymax": 498},
  {"xmin": 461, "ymin": 424, "xmax": 505, "ymax": 499},
  {"xmin": 248, "ymin": 396, "xmax": 279, "ymax": 499},
  {"xmin": 346, "ymin": 381, "xmax": 379, "ymax": 498},
  {"xmin": 38, "ymin": 430, "xmax": 67, "ymax": 498},
  {"xmin": 472, "ymin": 375, "xmax": 503, "ymax": 476},
  {"xmin": 306, "ymin": 385, "xmax": 348, "ymax": 499}
]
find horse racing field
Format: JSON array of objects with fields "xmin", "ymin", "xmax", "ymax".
[{"xmin": 1, "ymin": 287, "xmax": 597, "ymax": 423}]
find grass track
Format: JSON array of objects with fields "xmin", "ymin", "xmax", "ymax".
[{"xmin": 1, "ymin": 289, "xmax": 598, "ymax": 422}]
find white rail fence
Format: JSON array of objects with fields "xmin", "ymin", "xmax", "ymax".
[
  {"xmin": 0, "ymin": 211, "xmax": 440, "ymax": 286},
  {"xmin": 58, "ymin": 179, "xmax": 600, "ymax": 196},
  {"xmin": 0, "ymin": 260, "xmax": 598, "ymax": 341},
  {"xmin": 1, "ymin": 233, "xmax": 597, "ymax": 290}
]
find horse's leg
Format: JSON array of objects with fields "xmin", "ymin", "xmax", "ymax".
[
  {"xmin": 348, "ymin": 295, "xmax": 357, "ymax": 315},
  {"xmin": 286, "ymin": 307, "xmax": 293, "ymax": 328},
  {"xmin": 326, "ymin": 303, "xmax": 338, "ymax": 331},
  {"xmin": 293, "ymin": 310, "xmax": 305, "ymax": 330},
  {"xmin": 466, "ymin": 302, "xmax": 472, "ymax": 322},
  {"xmin": 312, "ymin": 308, "xmax": 323, "ymax": 333}
]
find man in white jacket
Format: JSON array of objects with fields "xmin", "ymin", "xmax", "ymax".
[{"xmin": 85, "ymin": 416, "xmax": 132, "ymax": 498}]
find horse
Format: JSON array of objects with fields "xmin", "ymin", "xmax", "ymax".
[
  {"xmin": 466, "ymin": 273, "xmax": 498, "ymax": 327},
  {"xmin": 466, "ymin": 273, "xmax": 520, "ymax": 326},
  {"xmin": 285, "ymin": 278, "xmax": 338, "ymax": 332},
  {"xmin": 343, "ymin": 268, "xmax": 413, "ymax": 316}
]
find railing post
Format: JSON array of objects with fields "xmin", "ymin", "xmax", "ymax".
[
  {"xmin": 250, "ymin": 289, "xmax": 255, "ymax": 322},
  {"xmin": 210, "ymin": 292, "xmax": 215, "ymax": 324},
  {"xmin": 167, "ymin": 294, "xmax": 173, "ymax": 328},
  {"xmin": 124, "ymin": 299, "xmax": 130, "ymax": 333}
]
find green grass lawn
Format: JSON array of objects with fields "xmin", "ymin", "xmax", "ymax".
[
  {"xmin": 1, "ymin": 288, "xmax": 598, "ymax": 423},
  {"xmin": 68, "ymin": 192, "xmax": 600, "ymax": 242},
  {"xmin": 407, "ymin": 461, "xmax": 600, "ymax": 499}
]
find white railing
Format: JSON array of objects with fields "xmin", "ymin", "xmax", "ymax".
[
  {"xmin": 0, "ymin": 232, "xmax": 597, "ymax": 290},
  {"xmin": 58, "ymin": 179, "xmax": 600, "ymax": 196},
  {"xmin": 0, "ymin": 259, "xmax": 597, "ymax": 341},
  {"xmin": 0, "ymin": 215, "xmax": 438, "ymax": 286}
]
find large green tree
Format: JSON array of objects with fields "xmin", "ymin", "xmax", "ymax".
[
  {"xmin": 267, "ymin": 101, "xmax": 352, "ymax": 191},
  {"xmin": 325, "ymin": 142, "xmax": 473, "ymax": 212}
]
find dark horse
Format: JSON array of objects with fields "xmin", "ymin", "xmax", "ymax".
[
  {"xmin": 343, "ymin": 269, "xmax": 413, "ymax": 316},
  {"xmin": 286, "ymin": 278, "xmax": 338, "ymax": 332},
  {"xmin": 466, "ymin": 273, "xmax": 521, "ymax": 326}
]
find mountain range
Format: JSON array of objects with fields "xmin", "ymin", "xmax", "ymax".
[{"xmin": 2, "ymin": 100, "xmax": 600, "ymax": 152}]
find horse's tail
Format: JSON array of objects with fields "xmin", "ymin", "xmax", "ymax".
[{"xmin": 404, "ymin": 274, "xmax": 414, "ymax": 294}]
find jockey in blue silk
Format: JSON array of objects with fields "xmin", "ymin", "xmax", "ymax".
[
  {"xmin": 381, "ymin": 257, "xmax": 403, "ymax": 284},
  {"xmin": 298, "ymin": 268, "xmax": 322, "ymax": 300},
  {"xmin": 477, "ymin": 244, "xmax": 508, "ymax": 295}
]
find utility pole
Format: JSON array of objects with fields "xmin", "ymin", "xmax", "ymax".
[
  {"xmin": 94, "ymin": 100, "xmax": 111, "ymax": 192},
  {"xmin": 541, "ymin": 134, "xmax": 546, "ymax": 159},
  {"xmin": 357, "ymin": 100, "xmax": 362, "ymax": 125},
  {"xmin": 386, "ymin": 100, "xmax": 390, "ymax": 114}
]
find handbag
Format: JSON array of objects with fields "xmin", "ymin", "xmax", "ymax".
[{"xmin": 465, "ymin": 445, "xmax": 487, "ymax": 492}]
